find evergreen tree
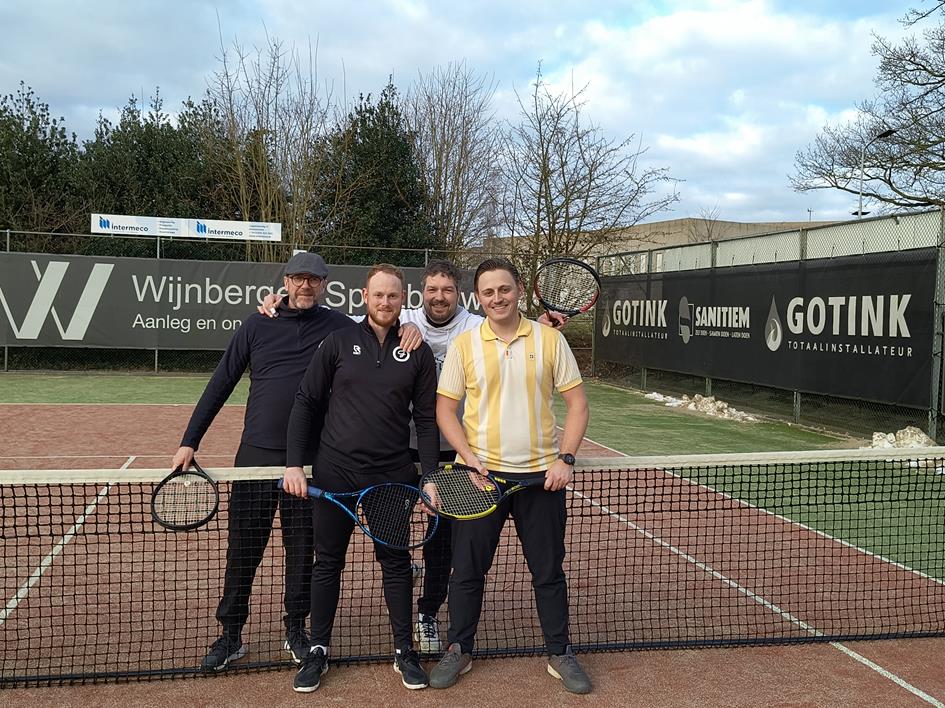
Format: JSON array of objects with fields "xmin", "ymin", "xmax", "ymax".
[
  {"xmin": 0, "ymin": 82, "xmax": 81, "ymax": 232},
  {"xmin": 323, "ymin": 83, "xmax": 435, "ymax": 265}
]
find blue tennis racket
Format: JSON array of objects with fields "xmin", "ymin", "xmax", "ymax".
[{"xmin": 278, "ymin": 480, "xmax": 437, "ymax": 549}]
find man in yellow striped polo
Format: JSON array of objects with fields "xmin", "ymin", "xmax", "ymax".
[{"xmin": 430, "ymin": 257, "xmax": 592, "ymax": 694}]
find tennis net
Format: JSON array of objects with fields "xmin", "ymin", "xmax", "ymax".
[{"xmin": 3, "ymin": 447, "xmax": 945, "ymax": 686}]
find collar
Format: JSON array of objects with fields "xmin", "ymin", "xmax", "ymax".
[
  {"xmin": 425, "ymin": 309, "xmax": 458, "ymax": 328},
  {"xmin": 480, "ymin": 314, "xmax": 531, "ymax": 343},
  {"xmin": 359, "ymin": 316, "xmax": 402, "ymax": 338},
  {"xmin": 277, "ymin": 296, "xmax": 323, "ymax": 318}
]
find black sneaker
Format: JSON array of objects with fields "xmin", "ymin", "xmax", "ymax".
[
  {"xmin": 201, "ymin": 635, "xmax": 247, "ymax": 672},
  {"xmin": 284, "ymin": 625, "xmax": 310, "ymax": 664},
  {"xmin": 294, "ymin": 646, "xmax": 329, "ymax": 693},
  {"xmin": 393, "ymin": 648, "xmax": 428, "ymax": 689}
]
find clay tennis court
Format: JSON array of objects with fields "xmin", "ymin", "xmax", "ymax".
[{"xmin": 3, "ymin": 403, "xmax": 945, "ymax": 707}]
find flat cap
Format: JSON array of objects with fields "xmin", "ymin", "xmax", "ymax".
[{"xmin": 284, "ymin": 252, "xmax": 328, "ymax": 278}]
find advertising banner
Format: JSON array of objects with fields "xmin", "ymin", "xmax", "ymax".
[
  {"xmin": 91, "ymin": 214, "xmax": 282, "ymax": 242},
  {"xmin": 594, "ymin": 249, "xmax": 937, "ymax": 407},
  {"xmin": 0, "ymin": 253, "xmax": 478, "ymax": 350}
]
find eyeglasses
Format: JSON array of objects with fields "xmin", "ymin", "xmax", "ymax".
[{"xmin": 288, "ymin": 274, "xmax": 324, "ymax": 286}]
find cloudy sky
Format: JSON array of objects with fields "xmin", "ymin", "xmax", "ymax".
[{"xmin": 0, "ymin": 0, "xmax": 918, "ymax": 224}]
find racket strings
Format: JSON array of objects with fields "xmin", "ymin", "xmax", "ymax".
[
  {"xmin": 357, "ymin": 484, "xmax": 432, "ymax": 549},
  {"xmin": 152, "ymin": 473, "xmax": 216, "ymax": 526},
  {"xmin": 536, "ymin": 263, "xmax": 598, "ymax": 311},
  {"xmin": 422, "ymin": 467, "xmax": 500, "ymax": 518}
]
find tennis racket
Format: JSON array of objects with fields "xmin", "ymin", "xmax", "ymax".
[
  {"xmin": 533, "ymin": 257, "xmax": 601, "ymax": 317},
  {"xmin": 151, "ymin": 459, "xmax": 219, "ymax": 531},
  {"xmin": 278, "ymin": 480, "xmax": 437, "ymax": 549},
  {"xmin": 419, "ymin": 463, "xmax": 546, "ymax": 520}
]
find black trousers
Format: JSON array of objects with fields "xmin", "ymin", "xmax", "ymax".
[
  {"xmin": 216, "ymin": 443, "xmax": 313, "ymax": 637},
  {"xmin": 411, "ymin": 448, "xmax": 454, "ymax": 618},
  {"xmin": 447, "ymin": 475, "xmax": 570, "ymax": 655},
  {"xmin": 309, "ymin": 459, "xmax": 417, "ymax": 651}
]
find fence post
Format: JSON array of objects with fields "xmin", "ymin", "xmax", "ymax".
[
  {"xmin": 4, "ymin": 230, "xmax": 9, "ymax": 370},
  {"xmin": 927, "ymin": 207, "xmax": 945, "ymax": 439},
  {"xmin": 705, "ymin": 377, "xmax": 712, "ymax": 397},
  {"xmin": 641, "ymin": 366, "xmax": 647, "ymax": 391},
  {"xmin": 793, "ymin": 390, "xmax": 801, "ymax": 424},
  {"xmin": 155, "ymin": 235, "xmax": 161, "ymax": 373}
]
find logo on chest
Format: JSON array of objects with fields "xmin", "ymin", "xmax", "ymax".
[
  {"xmin": 352, "ymin": 345, "xmax": 361, "ymax": 355},
  {"xmin": 393, "ymin": 347, "xmax": 410, "ymax": 362}
]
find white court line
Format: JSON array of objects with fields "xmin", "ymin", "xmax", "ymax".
[
  {"xmin": 576, "ymin": 434, "xmax": 945, "ymax": 706},
  {"xmin": 0, "ymin": 456, "xmax": 136, "ymax": 626},
  {"xmin": 579, "ymin": 433, "xmax": 945, "ymax": 587}
]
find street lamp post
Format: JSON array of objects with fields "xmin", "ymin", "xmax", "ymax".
[{"xmin": 857, "ymin": 128, "xmax": 897, "ymax": 219}]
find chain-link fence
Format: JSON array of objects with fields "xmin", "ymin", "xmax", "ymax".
[{"xmin": 594, "ymin": 210, "xmax": 945, "ymax": 441}]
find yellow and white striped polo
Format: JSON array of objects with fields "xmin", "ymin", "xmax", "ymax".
[{"xmin": 437, "ymin": 315, "xmax": 583, "ymax": 473}]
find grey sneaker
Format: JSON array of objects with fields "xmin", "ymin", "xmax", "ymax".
[
  {"xmin": 414, "ymin": 613, "xmax": 442, "ymax": 654},
  {"xmin": 200, "ymin": 635, "xmax": 247, "ymax": 672},
  {"xmin": 429, "ymin": 642, "xmax": 472, "ymax": 689},
  {"xmin": 547, "ymin": 647, "xmax": 592, "ymax": 694}
]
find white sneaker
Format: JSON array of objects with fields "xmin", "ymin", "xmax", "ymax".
[{"xmin": 414, "ymin": 613, "xmax": 442, "ymax": 654}]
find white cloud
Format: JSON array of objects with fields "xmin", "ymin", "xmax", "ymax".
[{"xmin": 0, "ymin": 0, "xmax": 915, "ymax": 221}]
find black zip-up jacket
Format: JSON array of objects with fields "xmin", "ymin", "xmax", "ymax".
[
  {"xmin": 286, "ymin": 318, "xmax": 439, "ymax": 476},
  {"xmin": 181, "ymin": 299, "xmax": 354, "ymax": 451}
]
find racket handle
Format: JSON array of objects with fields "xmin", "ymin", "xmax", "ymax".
[{"xmin": 276, "ymin": 479, "xmax": 323, "ymax": 499}]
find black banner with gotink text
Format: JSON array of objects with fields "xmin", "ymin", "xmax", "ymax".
[{"xmin": 594, "ymin": 249, "xmax": 936, "ymax": 408}]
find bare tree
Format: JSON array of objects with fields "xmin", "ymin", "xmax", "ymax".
[
  {"xmin": 207, "ymin": 29, "xmax": 342, "ymax": 259},
  {"xmin": 404, "ymin": 62, "xmax": 501, "ymax": 255},
  {"xmin": 685, "ymin": 205, "xmax": 723, "ymax": 243},
  {"xmin": 500, "ymin": 68, "xmax": 678, "ymax": 290},
  {"xmin": 792, "ymin": 4, "xmax": 945, "ymax": 211}
]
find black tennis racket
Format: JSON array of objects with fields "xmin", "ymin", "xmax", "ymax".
[
  {"xmin": 278, "ymin": 480, "xmax": 437, "ymax": 549},
  {"xmin": 533, "ymin": 257, "xmax": 601, "ymax": 317},
  {"xmin": 151, "ymin": 459, "xmax": 219, "ymax": 531},
  {"xmin": 419, "ymin": 463, "xmax": 546, "ymax": 520}
]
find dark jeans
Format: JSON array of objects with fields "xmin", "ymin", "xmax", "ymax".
[
  {"xmin": 447, "ymin": 474, "xmax": 570, "ymax": 655},
  {"xmin": 309, "ymin": 458, "xmax": 418, "ymax": 650},
  {"xmin": 411, "ymin": 448, "xmax": 455, "ymax": 618},
  {"xmin": 216, "ymin": 443, "xmax": 313, "ymax": 637}
]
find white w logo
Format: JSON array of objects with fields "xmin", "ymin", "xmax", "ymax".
[{"xmin": 0, "ymin": 260, "xmax": 114, "ymax": 340}]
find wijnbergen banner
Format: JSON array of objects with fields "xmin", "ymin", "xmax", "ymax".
[
  {"xmin": 594, "ymin": 249, "xmax": 937, "ymax": 408},
  {"xmin": 0, "ymin": 253, "xmax": 479, "ymax": 350},
  {"xmin": 91, "ymin": 214, "xmax": 282, "ymax": 242}
]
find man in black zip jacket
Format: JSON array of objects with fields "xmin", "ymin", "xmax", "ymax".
[
  {"xmin": 172, "ymin": 253, "xmax": 421, "ymax": 673},
  {"xmin": 283, "ymin": 263, "xmax": 439, "ymax": 693}
]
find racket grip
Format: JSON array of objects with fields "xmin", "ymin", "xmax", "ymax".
[{"xmin": 276, "ymin": 479, "xmax": 323, "ymax": 499}]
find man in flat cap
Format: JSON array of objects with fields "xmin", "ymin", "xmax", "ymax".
[{"xmin": 172, "ymin": 252, "xmax": 397, "ymax": 671}]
